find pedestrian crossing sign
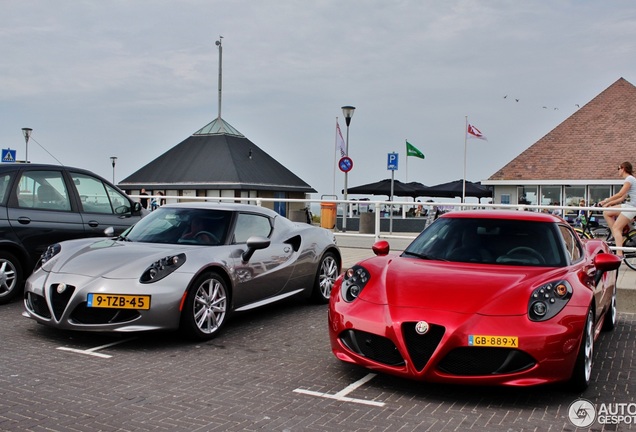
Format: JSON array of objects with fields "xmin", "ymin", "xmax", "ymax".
[{"xmin": 2, "ymin": 149, "xmax": 17, "ymax": 163}]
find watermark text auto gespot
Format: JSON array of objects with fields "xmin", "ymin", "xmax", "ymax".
[{"xmin": 568, "ymin": 399, "xmax": 636, "ymax": 427}]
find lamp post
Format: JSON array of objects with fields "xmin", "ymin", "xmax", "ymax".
[
  {"xmin": 110, "ymin": 156, "xmax": 118, "ymax": 183},
  {"xmin": 341, "ymin": 105, "xmax": 355, "ymax": 232},
  {"xmin": 21, "ymin": 128, "xmax": 32, "ymax": 163}
]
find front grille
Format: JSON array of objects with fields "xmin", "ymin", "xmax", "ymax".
[
  {"xmin": 25, "ymin": 292, "xmax": 51, "ymax": 319},
  {"xmin": 70, "ymin": 303, "xmax": 140, "ymax": 325},
  {"xmin": 401, "ymin": 322, "xmax": 445, "ymax": 371},
  {"xmin": 50, "ymin": 284, "xmax": 76, "ymax": 320},
  {"xmin": 437, "ymin": 347, "xmax": 536, "ymax": 376},
  {"xmin": 339, "ymin": 330, "xmax": 405, "ymax": 366}
]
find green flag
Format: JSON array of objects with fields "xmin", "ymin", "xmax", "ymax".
[{"xmin": 406, "ymin": 141, "xmax": 425, "ymax": 159}]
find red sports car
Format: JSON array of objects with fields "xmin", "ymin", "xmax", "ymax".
[{"xmin": 328, "ymin": 210, "xmax": 622, "ymax": 389}]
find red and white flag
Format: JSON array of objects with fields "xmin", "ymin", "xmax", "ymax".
[
  {"xmin": 467, "ymin": 124, "xmax": 487, "ymax": 141},
  {"xmin": 336, "ymin": 120, "xmax": 346, "ymax": 157}
]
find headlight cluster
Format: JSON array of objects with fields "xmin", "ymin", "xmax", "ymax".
[
  {"xmin": 140, "ymin": 253, "xmax": 186, "ymax": 284},
  {"xmin": 528, "ymin": 280, "xmax": 572, "ymax": 321},
  {"xmin": 341, "ymin": 265, "xmax": 370, "ymax": 302},
  {"xmin": 38, "ymin": 243, "xmax": 62, "ymax": 268}
]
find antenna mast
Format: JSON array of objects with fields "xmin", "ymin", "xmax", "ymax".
[{"xmin": 215, "ymin": 36, "xmax": 223, "ymax": 120}]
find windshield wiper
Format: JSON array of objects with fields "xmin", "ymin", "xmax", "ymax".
[
  {"xmin": 116, "ymin": 234, "xmax": 131, "ymax": 242},
  {"xmin": 402, "ymin": 251, "xmax": 446, "ymax": 261}
]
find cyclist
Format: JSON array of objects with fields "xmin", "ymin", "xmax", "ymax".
[{"xmin": 601, "ymin": 161, "xmax": 636, "ymax": 257}]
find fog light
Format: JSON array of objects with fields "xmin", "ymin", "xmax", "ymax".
[{"xmin": 532, "ymin": 301, "xmax": 547, "ymax": 316}]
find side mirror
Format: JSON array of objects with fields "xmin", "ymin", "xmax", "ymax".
[
  {"xmin": 132, "ymin": 201, "xmax": 143, "ymax": 214},
  {"xmin": 593, "ymin": 252, "xmax": 622, "ymax": 272},
  {"xmin": 242, "ymin": 236, "xmax": 271, "ymax": 262},
  {"xmin": 372, "ymin": 240, "xmax": 390, "ymax": 256},
  {"xmin": 104, "ymin": 226, "xmax": 115, "ymax": 237}
]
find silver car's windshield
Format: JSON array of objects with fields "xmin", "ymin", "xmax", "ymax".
[
  {"xmin": 403, "ymin": 217, "xmax": 566, "ymax": 267},
  {"xmin": 124, "ymin": 207, "xmax": 232, "ymax": 245}
]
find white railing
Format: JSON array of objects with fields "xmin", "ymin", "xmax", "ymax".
[{"xmin": 131, "ymin": 194, "xmax": 634, "ymax": 253}]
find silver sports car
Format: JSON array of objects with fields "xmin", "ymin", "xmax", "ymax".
[{"xmin": 23, "ymin": 203, "xmax": 341, "ymax": 340}]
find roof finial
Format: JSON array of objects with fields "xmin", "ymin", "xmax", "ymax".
[{"xmin": 215, "ymin": 36, "xmax": 223, "ymax": 121}]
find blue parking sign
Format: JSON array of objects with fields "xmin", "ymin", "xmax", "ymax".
[
  {"xmin": 387, "ymin": 152, "xmax": 398, "ymax": 171},
  {"xmin": 1, "ymin": 149, "xmax": 16, "ymax": 163}
]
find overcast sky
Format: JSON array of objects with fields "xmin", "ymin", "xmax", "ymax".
[{"xmin": 2, "ymin": 1, "xmax": 636, "ymax": 201}]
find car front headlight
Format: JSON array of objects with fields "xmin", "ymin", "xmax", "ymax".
[
  {"xmin": 528, "ymin": 280, "xmax": 572, "ymax": 321},
  {"xmin": 341, "ymin": 265, "xmax": 371, "ymax": 302},
  {"xmin": 38, "ymin": 243, "xmax": 62, "ymax": 268},
  {"xmin": 140, "ymin": 253, "xmax": 186, "ymax": 284}
]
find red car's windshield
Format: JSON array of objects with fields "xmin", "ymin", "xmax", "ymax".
[{"xmin": 403, "ymin": 217, "xmax": 567, "ymax": 267}]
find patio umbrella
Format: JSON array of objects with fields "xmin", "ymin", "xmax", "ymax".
[
  {"xmin": 424, "ymin": 179, "xmax": 492, "ymax": 199},
  {"xmin": 344, "ymin": 179, "xmax": 422, "ymax": 198}
]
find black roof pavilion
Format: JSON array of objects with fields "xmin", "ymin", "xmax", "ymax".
[{"xmin": 118, "ymin": 118, "xmax": 315, "ymax": 193}]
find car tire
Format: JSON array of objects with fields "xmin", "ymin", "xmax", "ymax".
[
  {"xmin": 602, "ymin": 284, "xmax": 617, "ymax": 332},
  {"xmin": 180, "ymin": 271, "xmax": 229, "ymax": 340},
  {"xmin": 569, "ymin": 308, "xmax": 594, "ymax": 391},
  {"xmin": 310, "ymin": 251, "xmax": 339, "ymax": 304},
  {"xmin": 0, "ymin": 251, "xmax": 23, "ymax": 305}
]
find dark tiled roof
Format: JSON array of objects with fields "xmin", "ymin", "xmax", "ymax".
[
  {"xmin": 488, "ymin": 77, "xmax": 636, "ymax": 181},
  {"xmin": 119, "ymin": 119, "xmax": 315, "ymax": 193}
]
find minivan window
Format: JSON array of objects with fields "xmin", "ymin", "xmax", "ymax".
[
  {"xmin": 72, "ymin": 172, "xmax": 130, "ymax": 215},
  {"xmin": 18, "ymin": 170, "xmax": 71, "ymax": 211},
  {"xmin": 0, "ymin": 174, "xmax": 11, "ymax": 204}
]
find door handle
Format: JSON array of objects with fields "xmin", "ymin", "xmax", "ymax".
[
  {"xmin": 88, "ymin": 220, "xmax": 100, "ymax": 227},
  {"xmin": 17, "ymin": 217, "xmax": 31, "ymax": 225}
]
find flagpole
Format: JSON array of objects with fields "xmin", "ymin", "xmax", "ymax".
[
  {"xmin": 463, "ymin": 116, "xmax": 468, "ymax": 204},
  {"xmin": 405, "ymin": 139, "xmax": 409, "ymax": 183},
  {"xmin": 332, "ymin": 117, "xmax": 338, "ymax": 196}
]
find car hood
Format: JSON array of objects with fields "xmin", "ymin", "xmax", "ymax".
[
  {"xmin": 357, "ymin": 255, "xmax": 569, "ymax": 315},
  {"xmin": 44, "ymin": 238, "xmax": 207, "ymax": 279}
]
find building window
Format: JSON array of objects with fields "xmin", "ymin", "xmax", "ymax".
[
  {"xmin": 501, "ymin": 194, "xmax": 510, "ymax": 205},
  {"xmin": 588, "ymin": 185, "xmax": 611, "ymax": 206},
  {"xmin": 540, "ymin": 185, "xmax": 561, "ymax": 206},
  {"xmin": 564, "ymin": 186, "xmax": 585, "ymax": 206},
  {"xmin": 517, "ymin": 186, "xmax": 537, "ymax": 205}
]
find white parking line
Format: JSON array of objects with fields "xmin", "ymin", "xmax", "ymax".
[
  {"xmin": 293, "ymin": 373, "xmax": 385, "ymax": 407},
  {"xmin": 56, "ymin": 337, "xmax": 137, "ymax": 358}
]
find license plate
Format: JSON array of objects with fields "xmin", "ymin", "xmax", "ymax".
[
  {"xmin": 87, "ymin": 293, "xmax": 151, "ymax": 310},
  {"xmin": 468, "ymin": 335, "xmax": 518, "ymax": 347}
]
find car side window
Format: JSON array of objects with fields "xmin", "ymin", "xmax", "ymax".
[
  {"xmin": 233, "ymin": 213, "xmax": 272, "ymax": 243},
  {"xmin": 18, "ymin": 170, "xmax": 71, "ymax": 211},
  {"xmin": 559, "ymin": 225, "xmax": 582, "ymax": 262},
  {"xmin": 72, "ymin": 172, "xmax": 130, "ymax": 215},
  {"xmin": 0, "ymin": 174, "xmax": 11, "ymax": 204}
]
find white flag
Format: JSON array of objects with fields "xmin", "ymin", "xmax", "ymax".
[{"xmin": 336, "ymin": 120, "xmax": 346, "ymax": 157}]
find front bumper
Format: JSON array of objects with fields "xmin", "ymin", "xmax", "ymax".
[
  {"xmin": 328, "ymin": 296, "xmax": 586, "ymax": 387},
  {"xmin": 23, "ymin": 269, "xmax": 190, "ymax": 333}
]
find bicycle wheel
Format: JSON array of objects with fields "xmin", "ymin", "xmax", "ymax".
[
  {"xmin": 621, "ymin": 231, "xmax": 636, "ymax": 271},
  {"xmin": 574, "ymin": 227, "xmax": 592, "ymax": 239}
]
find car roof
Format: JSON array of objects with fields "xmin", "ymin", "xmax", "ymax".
[
  {"xmin": 440, "ymin": 209, "xmax": 563, "ymax": 223},
  {"xmin": 0, "ymin": 163, "xmax": 99, "ymax": 175},
  {"xmin": 161, "ymin": 202, "xmax": 280, "ymax": 217}
]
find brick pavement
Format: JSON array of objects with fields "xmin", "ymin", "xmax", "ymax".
[{"xmin": 1, "ymin": 292, "xmax": 634, "ymax": 431}]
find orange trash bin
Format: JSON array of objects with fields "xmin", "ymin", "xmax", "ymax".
[{"xmin": 320, "ymin": 202, "xmax": 337, "ymax": 229}]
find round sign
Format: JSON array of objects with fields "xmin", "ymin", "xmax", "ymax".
[{"xmin": 339, "ymin": 156, "xmax": 353, "ymax": 173}]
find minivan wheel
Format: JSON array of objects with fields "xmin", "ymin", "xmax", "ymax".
[{"xmin": 0, "ymin": 252, "xmax": 23, "ymax": 304}]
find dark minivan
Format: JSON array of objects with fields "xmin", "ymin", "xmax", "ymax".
[{"xmin": 0, "ymin": 163, "xmax": 144, "ymax": 303}]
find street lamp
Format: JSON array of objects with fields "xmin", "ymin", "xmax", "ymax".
[
  {"xmin": 21, "ymin": 128, "xmax": 32, "ymax": 163},
  {"xmin": 341, "ymin": 105, "xmax": 355, "ymax": 232},
  {"xmin": 110, "ymin": 156, "xmax": 118, "ymax": 183}
]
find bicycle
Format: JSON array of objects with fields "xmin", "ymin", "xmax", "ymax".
[{"xmin": 573, "ymin": 208, "xmax": 636, "ymax": 270}]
